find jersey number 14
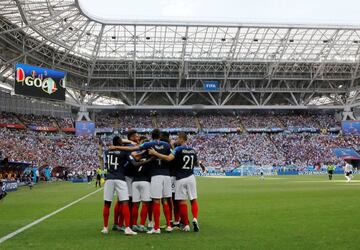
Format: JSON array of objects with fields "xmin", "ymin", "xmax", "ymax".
[{"xmin": 106, "ymin": 155, "xmax": 119, "ymax": 170}]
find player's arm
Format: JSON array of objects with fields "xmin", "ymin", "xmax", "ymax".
[
  {"xmin": 128, "ymin": 156, "xmax": 155, "ymax": 167},
  {"xmin": 129, "ymin": 141, "xmax": 152, "ymax": 156},
  {"xmin": 148, "ymin": 148, "xmax": 175, "ymax": 162},
  {"xmin": 131, "ymin": 150, "xmax": 147, "ymax": 161},
  {"xmin": 121, "ymin": 139, "xmax": 137, "ymax": 145},
  {"xmin": 108, "ymin": 145, "xmax": 140, "ymax": 151}
]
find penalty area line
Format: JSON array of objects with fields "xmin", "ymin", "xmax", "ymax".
[{"xmin": 0, "ymin": 187, "xmax": 103, "ymax": 244}]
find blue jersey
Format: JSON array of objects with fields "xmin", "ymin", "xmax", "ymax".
[
  {"xmin": 140, "ymin": 140, "xmax": 171, "ymax": 177},
  {"xmin": 172, "ymin": 145, "xmax": 198, "ymax": 180},
  {"xmin": 123, "ymin": 144, "xmax": 137, "ymax": 178},
  {"xmin": 104, "ymin": 150, "xmax": 130, "ymax": 181},
  {"xmin": 132, "ymin": 158, "xmax": 151, "ymax": 182}
]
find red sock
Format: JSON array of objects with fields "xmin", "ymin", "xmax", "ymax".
[
  {"xmin": 168, "ymin": 198, "xmax": 173, "ymax": 222},
  {"xmin": 179, "ymin": 203, "xmax": 189, "ymax": 225},
  {"xmin": 191, "ymin": 200, "xmax": 199, "ymax": 219},
  {"xmin": 148, "ymin": 202, "xmax": 153, "ymax": 222},
  {"xmin": 114, "ymin": 201, "xmax": 120, "ymax": 225},
  {"xmin": 122, "ymin": 203, "xmax": 131, "ymax": 228},
  {"xmin": 128, "ymin": 202, "xmax": 133, "ymax": 226},
  {"xmin": 118, "ymin": 203, "xmax": 124, "ymax": 227},
  {"xmin": 153, "ymin": 202, "xmax": 161, "ymax": 230},
  {"xmin": 140, "ymin": 203, "xmax": 148, "ymax": 226},
  {"xmin": 102, "ymin": 203, "xmax": 111, "ymax": 228},
  {"xmin": 131, "ymin": 203, "xmax": 139, "ymax": 226},
  {"xmin": 162, "ymin": 202, "xmax": 171, "ymax": 227},
  {"xmin": 174, "ymin": 200, "xmax": 180, "ymax": 222}
]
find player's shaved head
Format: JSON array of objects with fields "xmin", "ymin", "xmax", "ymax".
[
  {"xmin": 113, "ymin": 136, "xmax": 122, "ymax": 146},
  {"xmin": 152, "ymin": 129, "xmax": 161, "ymax": 140}
]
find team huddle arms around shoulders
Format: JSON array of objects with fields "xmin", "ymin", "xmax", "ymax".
[{"xmin": 101, "ymin": 129, "xmax": 206, "ymax": 235}]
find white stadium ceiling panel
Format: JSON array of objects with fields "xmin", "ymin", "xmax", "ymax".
[{"xmin": 1, "ymin": 0, "xmax": 360, "ymax": 63}]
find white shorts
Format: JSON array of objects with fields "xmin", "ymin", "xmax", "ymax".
[
  {"xmin": 175, "ymin": 175, "xmax": 197, "ymax": 201},
  {"xmin": 150, "ymin": 175, "xmax": 172, "ymax": 199},
  {"xmin": 104, "ymin": 179, "xmax": 129, "ymax": 202},
  {"xmin": 171, "ymin": 176, "xmax": 176, "ymax": 193},
  {"xmin": 132, "ymin": 181, "xmax": 151, "ymax": 202},
  {"xmin": 125, "ymin": 176, "xmax": 133, "ymax": 197}
]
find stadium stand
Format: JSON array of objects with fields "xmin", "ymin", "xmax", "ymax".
[
  {"xmin": 0, "ymin": 111, "xmax": 358, "ymax": 176},
  {"xmin": 198, "ymin": 113, "xmax": 240, "ymax": 129},
  {"xmin": 156, "ymin": 113, "xmax": 197, "ymax": 129}
]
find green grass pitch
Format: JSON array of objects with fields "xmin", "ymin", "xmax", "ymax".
[{"xmin": 1, "ymin": 175, "xmax": 360, "ymax": 250}]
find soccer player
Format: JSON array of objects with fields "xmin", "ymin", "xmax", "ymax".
[
  {"xmin": 131, "ymin": 152, "xmax": 153, "ymax": 232},
  {"xmin": 101, "ymin": 136, "xmax": 151, "ymax": 235},
  {"xmin": 136, "ymin": 136, "xmax": 155, "ymax": 230},
  {"xmin": 160, "ymin": 131, "xmax": 180, "ymax": 228},
  {"xmin": 138, "ymin": 129, "xmax": 173, "ymax": 234},
  {"xmin": 26, "ymin": 174, "xmax": 33, "ymax": 190},
  {"xmin": 149, "ymin": 132, "xmax": 206, "ymax": 232},
  {"xmin": 344, "ymin": 161, "xmax": 353, "ymax": 183},
  {"xmin": 259, "ymin": 165, "xmax": 265, "ymax": 180},
  {"xmin": 122, "ymin": 130, "xmax": 140, "ymax": 230},
  {"xmin": 95, "ymin": 167, "xmax": 102, "ymax": 188},
  {"xmin": 112, "ymin": 134, "xmax": 139, "ymax": 231},
  {"xmin": 327, "ymin": 163, "xmax": 335, "ymax": 180}
]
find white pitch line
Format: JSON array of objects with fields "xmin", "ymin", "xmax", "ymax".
[{"xmin": 0, "ymin": 188, "xmax": 103, "ymax": 244}]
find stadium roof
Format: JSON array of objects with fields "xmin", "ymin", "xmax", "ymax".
[
  {"xmin": 2, "ymin": 0, "xmax": 360, "ymax": 62},
  {"xmin": 78, "ymin": 0, "xmax": 360, "ymax": 26},
  {"xmin": 0, "ymin": 0, "xmax": 359, "ymax": 109}
]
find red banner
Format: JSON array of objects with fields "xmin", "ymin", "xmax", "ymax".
[
  {"xmin": 28, "ymin": 126, "xmax": 58, "ymax": 132},
  {"xmin": 0, "ymin": 123, "xmax": 26, "ymax": 129},
  {"xmin": 62, "ymin": 127, "xmax": 75, "ymax": 132}
]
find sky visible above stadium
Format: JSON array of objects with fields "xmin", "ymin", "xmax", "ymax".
[{"xmin": 79, "ymin": 0, "xmax": 360, "ymax": 25}]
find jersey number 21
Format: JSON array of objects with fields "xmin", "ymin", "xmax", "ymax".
[{"xmin": 182, "ymin": 155, "xmax": 194, "ymax": 170}]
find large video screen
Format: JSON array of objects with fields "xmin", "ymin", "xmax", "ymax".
[
  {"xmin": 15, "ymin": 63, "xmax": 66, "ymax": 101},
  {"xmin": 75, "ymin": 121, "xmax": 95, "ymax": 137},
  {"xmin": 342, "ymin": 120, "xmax": 360, "ymax": 135}
]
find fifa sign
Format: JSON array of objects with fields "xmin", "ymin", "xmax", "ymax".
[{"xmin": 15, "ymin": 63, "xmax": 66, "ymax": 101}]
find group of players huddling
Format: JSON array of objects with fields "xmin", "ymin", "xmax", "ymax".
[{"xmin": 101, "ymin": 129, "xmax": 206, "ymax": 235}]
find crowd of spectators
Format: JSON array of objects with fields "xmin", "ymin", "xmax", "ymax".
[
  {"xmin": 240, "ymin": 113, "xmax": 282, "ymax": 129},
  {"xmin": 239, "ymin": 112, "xmax": 340, "ymax": 130},
  {"xmin": 95, "ymin": 113, "xmax": 116, "ymax": 128},
  {"xmin": 95, "ymin": 112, "xmax": 154, "ymax": 128},
  {"xmin": 0, "ymin": 112, "xmax": 21, "ymax": 124},
  {"xmin": 0, "ymin": 111, "xmax": 358, "ymax": 175},
  {"xmin": 188, "ymin": 133, "xmax": 284, "ymax": 170},
  {"xmin": 315, "ymin": 114, "xmax": 341, "ymax": 129},
  {"xmin": 118, "ymin": 111, "xmax": 153, "ymax": 128},
  {"xmin": 0, "ymin": 127, "xmax": 358, "ymax": 173},
  {"xmin": 270, "ymin": 133, "xmax": 360, "ymax": 167},
  {"xmin": 277, "ymin": 113, "xmax": 320, "ymax": 128},
  {"xmin": 198, "ymin": 113, "xmax": 239, "ymax": 129},
  {"xmin": 57, "ymin": 117, "xmax": 74, "ymax": 128},
  {"xmin": 1, "ymin": 111, "xmax": 342, "ymax": 130},
  {"xmin": 19, "ymin": 114, "xmax": 57, "ymax": 127},
  {"xmin": 0, "ymin": 112, "xmax": 75, "ymax": 129},
  {"xmin": 157, "ymin": 113, "xmax": 197, "ymax": 128},
  {"xmin": 0, "ymin": 128, "xmax": 100, "ymax": 173}
]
